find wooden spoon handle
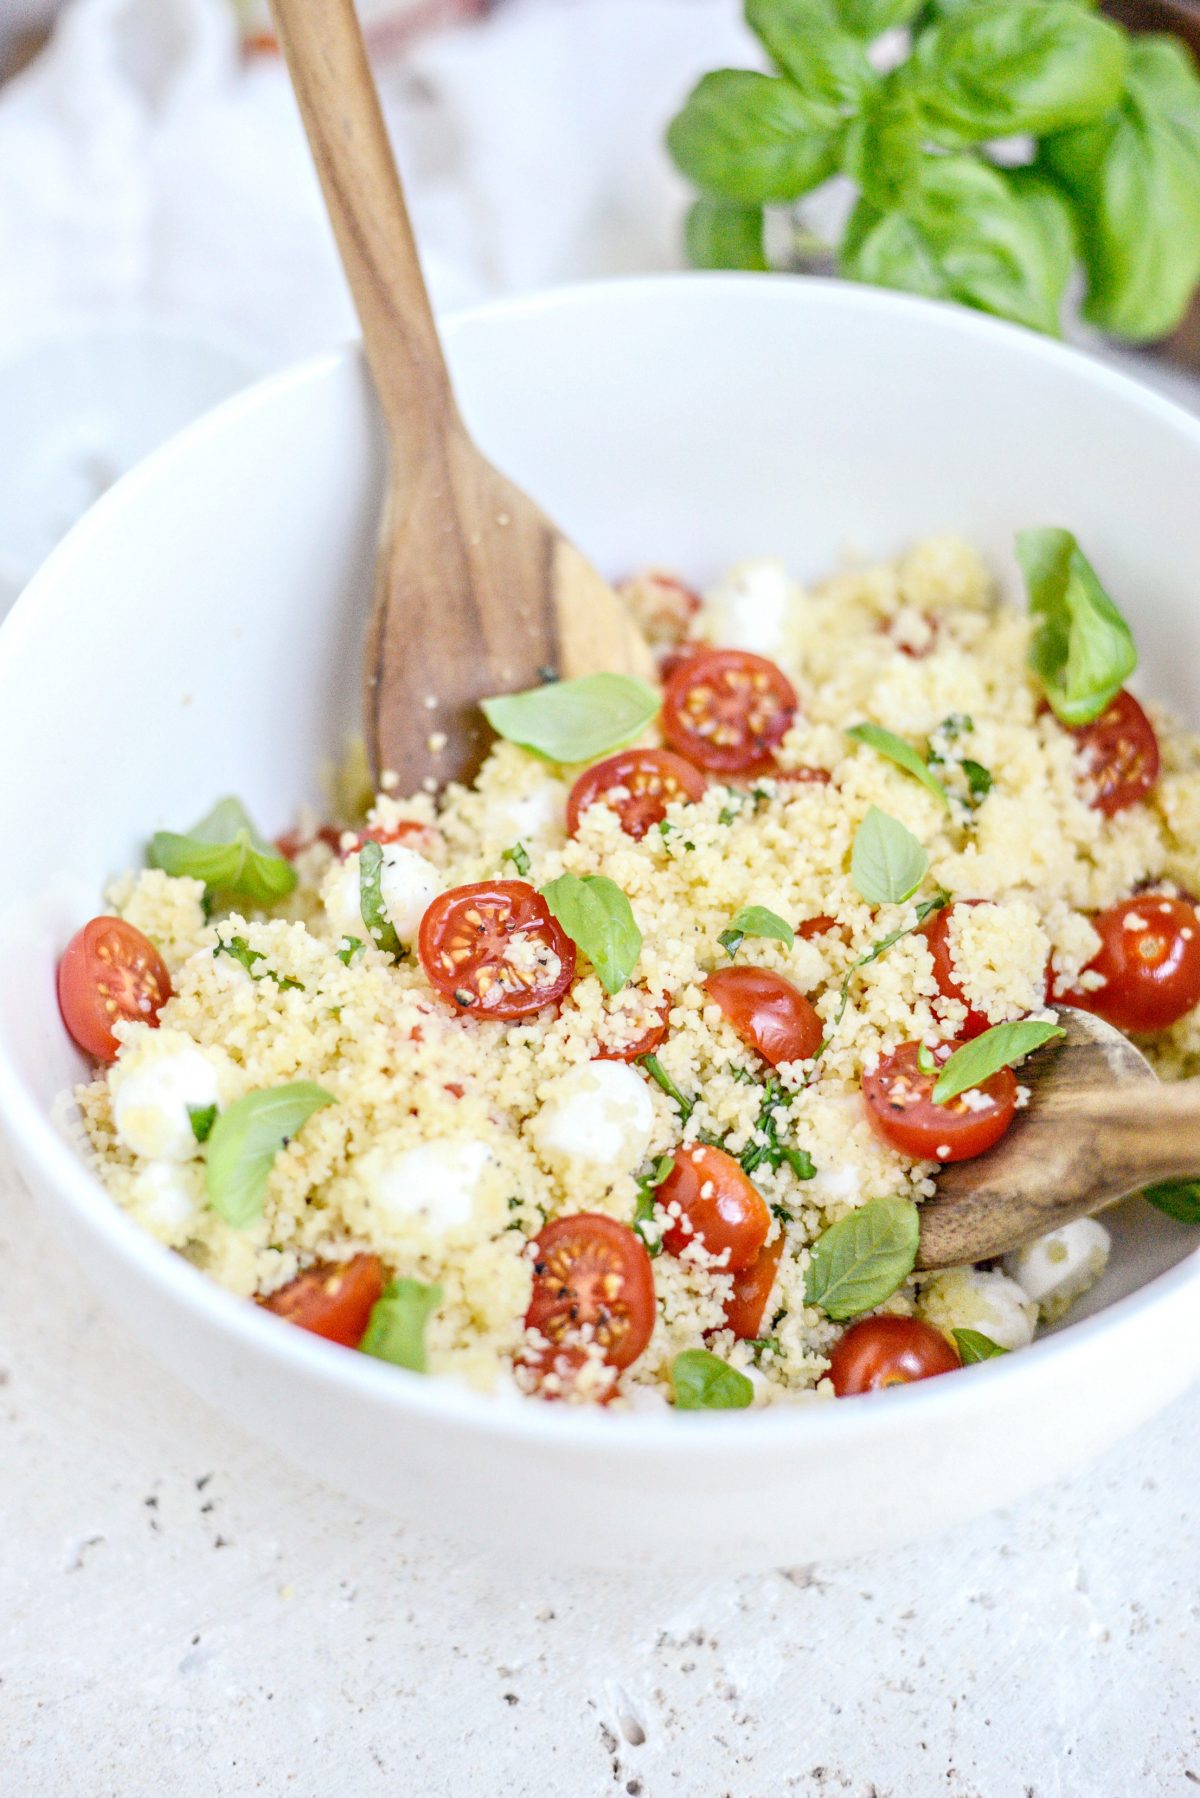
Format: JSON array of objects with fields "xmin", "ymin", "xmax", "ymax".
[{"xmin": 268, "ymin": 0, "xmax": 456, "ymax": 461}]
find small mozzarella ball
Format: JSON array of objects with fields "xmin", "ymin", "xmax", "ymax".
[
  {"xmin": 918, "ymin": 1265, "xmax": 1037, "ymax": 1351},
  {"xmin": 323, "ymin": 855, "xmax": 365, "ymax": 943},
  {"xmin": 1005, "ymin": 1219, "xmax": 1111, "ymax": 1324},
  {"xmin": 377, "ymin": 843, "xmax": 443, "ymax": 943},
  {"xmin": 531, "ymin": 1060, "xmax": 655, "ymax": 1175},
  {"xmin": 128, "ymin": 1161, "xmax": 202, "ymax": 1239},
  {"xmin": 369, "ymin": 1138, "xmax": 493, "ymax": 1237},
  {"xmin": 491, "ymin": 779, "xmax": 567, "ymax": 846},
  {"xmin": 699, "ymin": 559, "xmax": 794, "ymax": 659},
  {"xmin": 111, "ymin": 1039, "xmax": 221, "ymax": 1162}
]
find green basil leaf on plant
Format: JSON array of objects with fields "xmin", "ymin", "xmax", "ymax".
[
  {"xmin": 1016, "ymin": 526, "xmax": 1137, "ymax": 725},
  {"xmin": 932, "ymin": 1018, "xmax": 1065, "ymax": 1104},
  {"xmin": 1143, "ymin": 1177, "xmax": 1200, "ymax": 1225},
  {"xmin": 670, "ymin": 1347, "xmax": 755, "ymax": 1410},
  {"xmin": 1040, "ymin": 35, "xmax": 1200, "ymax": 341},
  {"xmin": 804, "ymin": 1195, "xmax": 920, "ymax": 1319},
  {"xmin": 205, "ymin": 1082, "xmax": 335, "ymax": 1229},
  {"xmin": 150, "ymin": 796, "xmax": 297, "ymax": 906},
  {"xmin": 842, "ymin": 73, "xmax": 924, "ymax": 210},
  {"xmin": 846, "ymin": 722, "xmax": 950, "ymax": 808},
  {"xmin": 832, "ymin": 0, "xmax": 923, "ymax": 36},
  {"xmin": 541, "ymin": 873, "xmax": 642, "ymax": 994},
  {"xmin": 481, "ymin": 673, "xmax": 659, "ymax": 764},
  {"xmin": 718, "ymin": 905, "xmax": 796, "ymax": 958},
  {"xmin": 910, "ymin": 1, "xmax": 1127, "ymax": 144},
  {"xmin": 745, "ymin": 0, "xmax": 876, "ymax": 111},
  {"xmin": 685, "ymin": 199, "xmax": 769, "ymax": 272},
  {"xmin": 361, "ymin": 1278, "xmax": 442, "ymax": 1373},
  {"xmin": 953, "ymin": 1327, "xmax": 1009, "ymax": 1363},
  {"xmin": 851, "ymin": 806, "xmax": 928, "ymax": 906},
  {"xmin": 666, "ymin": 69, "xmax": 843, "ymax": 205},
  {"xmin": 358, "ymin": 839, "xmax": 403, "ymax": 958}
]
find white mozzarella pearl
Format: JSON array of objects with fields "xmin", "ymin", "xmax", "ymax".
[
  {"xmin": 129, "ymin": 1161, "xmax": 202, "ymax": 1236},
  {"xmin": 532, "ymin": 1060, "xmax": 655, "ymax": 1174},
  {"xmin": 377, "ymin": 844, "xmax": 443, "ymax": 943},
  {"xmin": 111, "ymin": 1043, "xmax": 220, "ymax": 1162},
  {"xmin": 1005, "ymin": 1219, "xmax": 1111, "ymax": 1319},
  {"xmin": 492, "ymin": 780, "xmax": 566, "ymax": 845},
  {"xmin": 700, "ymin": 559, "xmax": 793, "ymax": 659},
  {"xmin": 371, "ymin": 1138, "xmax": 493, "ymax": 1236}
]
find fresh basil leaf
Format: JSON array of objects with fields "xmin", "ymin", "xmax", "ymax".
[
  {"xmin": 745, "ymin": 0, "xmax": 876, "ymax": 111},
  {"xmin": 358, "ymin": 839, "xmax": 403, "ymax": 958},
  {"xmin": 670, "ymin": 1347, "xmax": 754, "ymax": 1411},
  {"xmin": 953, "ymin": 1327, "xmax": 1009, "ymax": 1363},
  {"xmin": 841, "ymin": 155, "xmax": 1072, "ymax": 336},
  {"xmin": 832, "ymin": 0, "xmax": 922, "ymax": 34},
  {"xmin": 150, "ymin": 797, "xmax": 297, "ymax": 906},
  {"xmin": 215, "ymin": 934, "xmax": 303, "ymax": 991},
  {"xmin": 666, "ymin": 69, "xmax": 843, "ymax": 205},
  {"xmin": 718, "ymin": 905, "xmax": 795, "ymax": 959},
  {"xmin": 932, "ymin": 1018, "xmax": 1065, "ymax": 1104},
  {"xmin": 1143, "ymin": 1177, "xmax": 1200, "ymax": 1225},
  {"xmin": 1041, "ymin": 36, "xmax": 1200, "ymax": 341},
  {"xmin": 1007, "ymin": 165, "xmax": 1079, "ymax": 310},
  {"xmin": 482, "ymin": 673, "xmax": 659, "ymax": 764},
  {"xmin": 541, "ymin": 873, "xmax": 641, "ymax": 994},
  {"xmin": 501, "ymin": 842, "xmax": 531, "ymax": 878},
  {"xmin": 638, "ymin": 1054, "xmax": 695, "ymax": 1124},
  {"xmin": 337, "ymin": 935, "xmax": 364, "ymax": 967},
  {"xmin": 360, "ymin": 1278, "xmax": 442, "ymax": 1373},
  {"xmin": 805, "ymin": 1196, "xmax": 920, "ymax": 1320},
  {"xmin": 851, "ymin": 806, "xmax": 928, "ymax": 906},
  {"xmin": 842, "ymin": 73, "xmax": 923, "ymax": 211},
  {"xmin": 916, "ymin": 1042, "xmax": 937, "ymax": 1076},
  {"xmin": 187, "ymin": 1102, "xmax": 217, "ymax": 1145},
  {"xmin": 205, "ymin": 1082, "xmax": 334, "ymax": 1229},
  {"xmin": 685, "ymin": 199, "xmax": 770, "ymax": 271},
  {"xmin": 846, "ymin": 723, "xmax": 950, "ymax": 808},
  {"xmin": 1016, "ymin": 526, "xmax": 1137, "ymax": 726},
  {"xmin": 910, "ymin": 2, "xmax": 1127, "ymax": 144}
]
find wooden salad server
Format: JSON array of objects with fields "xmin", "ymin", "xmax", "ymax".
[
  {"xmin": 918, "ymin": 1007, "xmax": 1200, "ymax": 1269},
  {"xmin": 268, "ymin": 0, "xmax": 651, "ymax": 791}
]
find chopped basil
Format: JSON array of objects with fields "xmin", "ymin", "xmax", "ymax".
[
  {"xmin": 804, "ymin": 1196, "xmax": 920, "ymax": 1320},
  {"xmin": 1143, "ymin": 1177, "xmax": 1200, "ymax": 1225},
  {"xmin": 638, "ymin": 1053, "xmax": 695, "ymax": 1124},
  {"xmin": 746, "ymin": 1335, "xmax": 782, "ymax": 1365},
  {"xmin": 215, "ymin": 934, "xmax": 303, "ymax": 992},
  {"xmin": 633, "ymin": 1154, "xmax": 674, "ymax": 1257},
  {"xmin": 187, "ymin": 1103, "xmax": 217, "ymax": 1145},
  {"xmin": 932, "ymin": 1018, "xmax": 1064, "ymax": 1105},
  {"xmin": 916, "ymin": 1042, "xmax": 937, "ymax": 1076},
  {"xmin": 360, "ymin": 1278, "xmax": 442, "ymax": 1373},
  {"xmin": 819, "ymin": 892, "xmax": 949, "ymax": 1054},
  {"xmin": 481, "ymin": 673, "xmax": 660, "ymax": 764},
  {"xmin": 738, "ymin": 1075, "xmax": 816, "ymax": 1180},
  {"xmin": 502, "ymin": 841, "xmax": 531, "ymax": 877},
  {"xmin": 204, "ymin": 1082, "xmax": 334, "ymax": 1228},
  {"xmin": 953, "ymin": 1328, "xmax": 1009, "ymax": 1364},
  {"xmin": 846, "ymin": 723, "xmax": 949, "ymax": 809},
  {"xmin": 337, "ymin": 936, "xmax": 364, "ymax": 967},
  {"xmin": 670, "ymin": 1347, "xmax": 754, "ymax": 1411},
  {"xmin": 718, "ymin": 905, "xmax": 796, "ymax": 958},
  {"xmin": 939, "ymin": 714, "xmax": 974, "ymax": 742},
  {"xmin": 150, "ymin": 797, "xmax": 297, "ymax": 906},
  {"xmin": 851, "ymin": 806, "xmax": 929, "ymax": 906},
  {"xmin": 1017, "ymin": 527, "xmax": 1137, "ymax": 726},
  {"xmin": 358, "ymin": 839, "xmax": 403, "ymax": 958},
  {"xmin": 962, "ymin": 759, "xmax": 994, "ymax": 806},
  {"xmin": 541, "ymin": 872, "xmax": 642, "ymax": 994}
]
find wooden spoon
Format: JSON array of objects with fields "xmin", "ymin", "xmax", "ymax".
[
  {"xmin": 268, "ymin": 0, "xmax": 652, "ymax": 791},
  {"xmin": 917, "ymin": 1007, "xmax": 1200, "ymax": 1269}
]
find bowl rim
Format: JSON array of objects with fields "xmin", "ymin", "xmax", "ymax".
[{"xmin": 3, "ymin": 270, "xmax": 1199, "ymax": 1454}]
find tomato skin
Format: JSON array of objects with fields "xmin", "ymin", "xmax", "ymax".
[
  {"xmin": 862, "ymin": 1040, "xmax": 1017, "ymax": 1163},
  {"xmin": 1063, "ymin": 894, "xmax": 1200, "ymax": 1033},
  {"xmin": 566, "ymin": 748, "xmax": 706, "ymax": 841},
  {"xmin": 617, "ymin": 569, "xmax": 700, "ymax": 648},
  {"xmin": 775, "ymin": 765, "xmax": 831, "ymax": 786},
  {"xmin": 829, "ymin": 1315, "xmax": 960, "ymax": 1396},
  {"xmin": 1067, "ymin": 689, "xmax": 1160, "ymax": 815},
  {"xmin": 662, "ymin": 649, "xmax": 798, "ymax": 775},
  {"xmin": 525, "ymin": 1213, "xmax": 656, "ymax": 1371},
  {"xmin": 57, "ymin": 917, "xmax": 172, "ymax": 1062},
  {"xmin": 704, "ymin": 966, "xmax": 822, "ymax": 1066},
  {"xmin": 723, "ymin": 1235, "xmax": 784, "ymax": 1340},
  {"xmin": 921, "ymin": 901, "xmax": 995, "ymax": 1041},
  {"xmin": 798, "ymin": 914, "xmax": 839, "ymax": 941},
  {"xmin": 352, "ymin": 818, "xmax": 438, "ymax": 857},
  {"xmin": 418, "ymin": 880, "xmax": 576, "ymax": 1020},
  {"xmin": 594, "ymin": 994, "xmax": 671, "ymax": 1062},
  {"xmin": 659, "ymin": 1145, "xmax": 771, "ymax": 1271},
  {"xmin": 276, "ymin": 823, "xmax": 344, "ymax": 860},
  {"xmin": 261, "ymin": 1254, "xmax": 385, "ymax": 1348}
]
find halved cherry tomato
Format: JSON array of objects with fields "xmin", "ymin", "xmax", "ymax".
[
  {"xmin": 566, "ymin": 748, "xmax": 706, "ymax": 841},
  {"xmin": 518, "ymin": 1342, "xmax": 620, "ymax": 1404},
  {"xmin": 260, "ymin": 1254, "xmax": 385, "ymax": 1348},
  {"xmin": 657, "ymin": 642, "xmax": 706, "ymax": 684},
  {"xmin": 722, "ymin": 1235, "xmax": 784, "ymax": 1340},
  {"xmin": 350, "ymin": 818, "xmax": 439, "ymax": 857},
  {"xmin": 617, "ymin": 569, "xmax": 700, "ymax": 646},
  {"xmin": 829, "ymin": 1314, "xmax": 960, "ymax": 1396},
  {"xmin": 704, "ymin": 966, "xmax": 822, "ymax": 1066},
  {"xmin": 662, "ymin": 649, "xmax": 797, "ymax": 775},
  {"xmin": 1066, "ymin": 689, "xmax": 1160, "ymax": 816},
  {"xmin": 1062, "ymin": 894, "xmax": 1200, "ymax": 1033},
  {"xmin": 525, "ymin": 1213, "xmax": 655, "ymax": 1370},
  {"xmin": 862, "ymin": 1040, "xmax": 1017, "ymax": 1162},
  {"xmin": 798, "ymin": 914, "xmax": 839, "ymax": 941},
  {"xmin": 275, "ymin": 823, "xmax": 344, "ymax": 860},
  {"xmin": 594, "ymin": 993, "xmax": 670, "ymax": 1062},
  {"xmin": 57, "ymin": 917, "xmax": 172, "ymax": 1062},
  {"xmin": 658, "ymin": 1145, "xmax": 771, "ymax": 1271},
  {"xmin": 920, "ymin": 900, "xmax": 999, "ymax": 1042},
  {"xmin": 418, "ymin": 880, "xmax": 576, "ymax": 1020}
]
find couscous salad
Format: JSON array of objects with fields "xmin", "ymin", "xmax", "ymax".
[{"xmin": 59, "ymin": 531, "xmax": 1200, "ymax": 1409}]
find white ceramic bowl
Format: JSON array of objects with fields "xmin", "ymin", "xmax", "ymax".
[{"xmin": 2, "ymin": 276, "xmax": 1199, "ymax": 1570}]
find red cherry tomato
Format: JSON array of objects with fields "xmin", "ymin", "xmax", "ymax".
[
  {"xmin": 1063, "ymin": 894, "xmax": 1200, "ymax": 1033},
  {"xmin": 617, "ymin": 569, "xmax": 700, "ymax": 646},
  {"xmin": 566, "ymin": 748, "xmax": 706, "ymax": 841},
  {"xmin": 877, "ymin": 611, "xmax": 941, "ymax": 659},
  {"xmin": 57, "ymin": 917, "xmax": 172, "ymax": 1062},
  {"xmin": 658, "ymin": 1145, "xmax": 771, "ymax": 1271},
  {"xmin": 921, "ymin": 900, "xmax": 1000, "ymax": 1042},
  {"xmin": 862, "ymin": 1040, "xmax": 1017, "ymax": 1162},
  {"xmin": 723, "ymin": 1235, "xmax": 784, "ymax": 1340},
  {"xmin": 519, "ymin": 1342, "xmax": 620, "ymax": 1404},
  {"xmin": 798, "ymin": 914, "xmax": 839, "ymax": 941},
  {"xmin": 351, "ymin": 818, "xmax": 439, "ymax": 857},
  {"xmin": 657, "ymin": 642, "xmax": 706, "ymax": 684},
  {"xmin": 275, "ymin": 823, "xmax": 344, "ymax": 860},
  {"xmin": 774, "ymin": 765, "xmax": 831, "ymax": 786},
  {"xmin": 260, "ymin": 1254, "xmax": 385, "ymax": 1348},
  {"xmin": 594, "ymin": 994, "xmax": 670, "ymax": 1062},
  {"xmin": 662, "ymin": 649, "xmax": 797, "ymax": 775},
  {"xmin": 418, "ymin": 880, "xmax": 576, "ymax": 1020},
  {"xmin": 704, "ymin": 966, "xmax": 822, "ymax": 1066},
  {"xmin": 525, "ymin": 1213, "xmax": 656, "ymax": 1370},
  {"xmin": 829, "ymin": 1314, "xmax": 961, "ymax": 1396},
  {"xmin": 1066, "ymin": 689, "xmax": 1160, "ymax": 816}
]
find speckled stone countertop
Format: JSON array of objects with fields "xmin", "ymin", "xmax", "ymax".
[{"xmin": 2, "ymin": 1137, "xmax": 1197, "ymax": 1797}]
